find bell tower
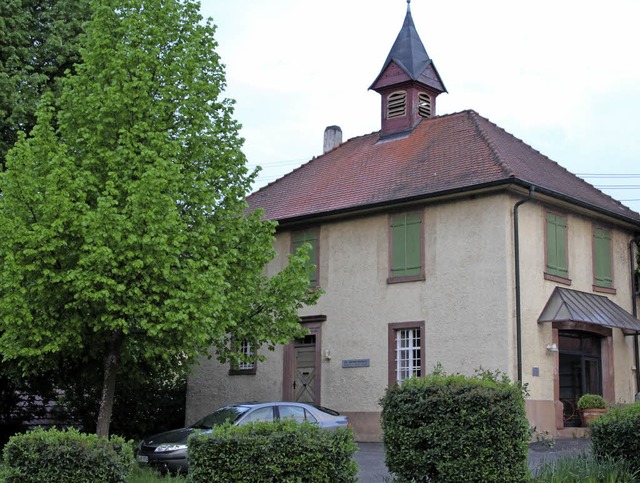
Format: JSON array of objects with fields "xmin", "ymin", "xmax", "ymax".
[{"xmin": 370, "ymin": 0, "xmax": 447, "ymax": 137}]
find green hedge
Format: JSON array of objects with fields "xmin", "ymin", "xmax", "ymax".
[
  {"xmin": 187, "ymin": 419, "xmax": 357, "ymax": 482},
  {"xmin": 2, "ymin": 427, "xmax": 134, "ymax": 482},
  {"xmin": 380, "ymin": 369, "xmax": 530, "ymax": 482},
  {"xmin": 591, "ymin": 402, "xmax": 640, "ymax": 472}
]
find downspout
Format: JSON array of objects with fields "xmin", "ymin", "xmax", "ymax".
[
  {"xmin": 629, "ymin": 236, "xmax": 640, "ymax": 393},
  {"xmin": 514, "ymin": 187, "xmax": 535, "ymax": 383}
]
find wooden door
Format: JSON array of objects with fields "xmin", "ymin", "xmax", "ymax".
[{"xmin": 294, "ymin": 335, "xmax": 316, "ymax": 403}]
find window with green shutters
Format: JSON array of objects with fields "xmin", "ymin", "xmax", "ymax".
[
  {"xmin": 546, "ymin": 212, "xmax": 568, "ymax": 278},
  {"xmin": 593, "ymin": 227, "xmax": 613, "ymax": 288},
  {"xmin": 389, "ymin": 212, "xmax": 423, "ymax": 281},
  {"xmin": 292, "ymin": 229, "xmax": 319, "ymax": 288}
]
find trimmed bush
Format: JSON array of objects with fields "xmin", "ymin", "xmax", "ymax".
[
  {"xmin": 577, "ymin": 393, "xmax": 607, "ymax": 410},
  {"xmin": 187, "ymin": 419, "xmax": 357, "ymax": 482},
  {"xmin": 591, "ymin": 402, "xmax": 640, "ymax": 472},
  {"xmin": 2, "ymin": 427, "xmax": 134, "ymax": 482},
  {"xmin": 380, "ymin": 369, "xmax": 530, "ymax": 482}
]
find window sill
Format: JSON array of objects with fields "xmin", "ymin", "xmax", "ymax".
[
  {"xmin": 228, "ymin": 368, "xmax": 257, "ymax": 376},
  {"xmin": 593, "ymin": 285, "xmax": 616, "ymax": 295},
  {"xmin": 387, "ymin": 274, "xmax": 426, "ymax": 284},
  {"xmin": 544, "ymin": 273, "xmax": 572, "ymax": 286}
]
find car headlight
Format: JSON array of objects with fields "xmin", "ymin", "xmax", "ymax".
[{"xmin": 154, "ymin": 443, "xmax": 188, "ymax": 453}]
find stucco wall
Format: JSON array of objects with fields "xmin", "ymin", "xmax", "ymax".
[
  {"xmin": 516, "ymin": 200, "xmax": 637, "ymax": 434},
  {"xmin": 187, "ymin": 193, "xmax": 517, "ymax": 434},
  {"xmin": 186, "ymin": 191, "xmax": 639, "ymax": 439}
]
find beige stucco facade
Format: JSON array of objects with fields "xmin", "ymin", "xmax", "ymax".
[
  {"xmin": 187, "ymin": 189, "xmax": 640, "ymax": 441},
  {"xmin": 516, "ymin": 196, "xmax": 638, "ymax": 435}
]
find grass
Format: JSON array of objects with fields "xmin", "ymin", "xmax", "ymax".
[
  {"xmin": 0, "ymin": 462, "xmax": 186, "ymax": 483},
  {"xmin": 532, "ymin": 453, "xmax": 640, "ymax": 482},
  {"xmin": 130, "ymin": 465, "xmax": 187, "ymax": 482}
]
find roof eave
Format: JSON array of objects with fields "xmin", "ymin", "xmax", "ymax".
[{"xmin": 272, "ymin": 178, "xmax": 640, "ymax": 232}]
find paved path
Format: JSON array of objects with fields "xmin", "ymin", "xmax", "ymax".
[{"xmin": 355, "ymin": 438, "xmax": 592, "ymax": 482}]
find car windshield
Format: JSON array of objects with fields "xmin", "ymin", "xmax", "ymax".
[{"xmin": 190, "ymin": 406, "xmax": 250, "ymax": 429}]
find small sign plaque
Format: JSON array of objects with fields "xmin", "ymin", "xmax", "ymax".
[{"xmin": 342, "ymin": 359, "xmax": 370, "ymax": 368}]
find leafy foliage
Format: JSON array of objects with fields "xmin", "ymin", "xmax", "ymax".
[
  {"xmin": 188, "ymin": 420, "xmax": 358, "ymax": 483},
  {"xmin": 2, "ymin": 427, "xmax": 134, "ymax": 482},
  {"xmin": 591, "ymin": 402, "xmax": 640, "ymax": 473},
  {"xmin": 0, "ymin": 0, "xmax": 91, "ymax": 170},
  {"xmin": 380, "ymin": 367, "xmax": 530, "ymax": 482},
  {"xmin": 0, "ymin": 0, "xmax": 318, "ymax": 436},
  {"xmin": 577, "ymin": 394, "xmax": 607, "ymax": 410}
]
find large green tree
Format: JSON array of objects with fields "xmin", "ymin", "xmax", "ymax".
[
  {"xmin": 0, "ymin": 0, "xmax": 91, "ymax": 170},
  {"xmin": 0, "ymin": 0, "xmax": 318, "ymax": 437}
]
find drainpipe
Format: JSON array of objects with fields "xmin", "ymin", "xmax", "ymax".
[
  {"xmin": 629, "ymin": 236, "xmax": 640, "ymax": 393},
  {"xmin": 514, "ymin": 187, "xmax": 535, "ymax": 383}
]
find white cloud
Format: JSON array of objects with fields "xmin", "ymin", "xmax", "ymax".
[{"xmin": 201, "ymin": 0, "xmax": 640, "ymax": 211}]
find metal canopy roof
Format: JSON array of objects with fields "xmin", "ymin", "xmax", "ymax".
[{"xmin": 538, "ymin": 287, "xmax": 640, "ymax": 335}]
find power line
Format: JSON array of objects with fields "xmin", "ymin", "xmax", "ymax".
[
  {"xmin": 594, "ymin": 185, "xmax": 640, "ymax": 189},
  {"xmin": 578, "ymin": 173, "xmax": 640, "ymax": 178}
]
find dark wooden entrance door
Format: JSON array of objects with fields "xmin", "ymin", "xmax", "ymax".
[
  {"xmin": 558, "ymin": 331, "xmax": 602, "ymax": 427},
  {"xmin": 293, "ymin": 334, "xmax": 316, "ymax": 403}
]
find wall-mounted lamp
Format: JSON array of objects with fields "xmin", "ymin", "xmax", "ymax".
[
  {"xmin": 546, "ymin": 343, "xmax": 558, "ymax": 353},
  {"xmin": 323, "ymin": 349, "xmax": 332, "ymax": 360}
]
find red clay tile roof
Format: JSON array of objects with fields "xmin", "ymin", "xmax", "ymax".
[{"xmin": 247, "ymin": 110, "xmax": 640, "ymax": 226}]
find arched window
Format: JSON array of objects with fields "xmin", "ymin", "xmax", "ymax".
[{"xmin": 387, "ymin": 91, "xmax": 406, "ymax": 119}]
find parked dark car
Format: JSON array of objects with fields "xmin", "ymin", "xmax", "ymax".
[{"xmin": 136, "ymin": 401, "xmax": 350, "ymax": 474}]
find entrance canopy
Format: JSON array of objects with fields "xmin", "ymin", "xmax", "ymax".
[{"xmin": 538, "ymin": 287, "xmax": 640, "ymax": 336}]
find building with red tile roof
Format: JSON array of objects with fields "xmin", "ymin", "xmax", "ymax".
[{"xmin": 188, "ymin": 2, "xmax": 640, "ymax": 440}]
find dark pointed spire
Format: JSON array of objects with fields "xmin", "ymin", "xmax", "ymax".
[
  {"xmin": 378, "ymin": 2, "xmax": 430, "ymax": 82},
  {"xmin": 370, "ymin": 3, "xmax": 446, "ymax": 93}
]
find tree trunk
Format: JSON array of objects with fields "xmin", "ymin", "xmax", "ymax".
[{"xmin": 96, "ymin": 330, "xmax": 124, "ymax": 437}]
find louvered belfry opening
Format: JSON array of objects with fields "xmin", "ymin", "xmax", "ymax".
[
  {"xmin": 418, "ymin": 92, "xmax": 431, "ymax": 118},
  {"xmin": 387, "ymin": 91, "xmax": 407, "ymax": 119}
]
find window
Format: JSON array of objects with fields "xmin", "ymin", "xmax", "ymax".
[
  {"xmin": 546, "ymin": 212, "xmax": 569, "ymax": 280},
  {"xmin": 389, "ymin": 212, "xmax": 424, "ymax": 282},
  {"xmin": 240, "ymin": 406, "xmax": 274, "ymax": 424},
  {"xmin": 278, "ymin": 405, "xmax": 318, "ymax": 424},
  {"xmin": 418, "ymin": 93, "xmax": 431, "ymax": 118},
  {"xmin": 387, "ymin": 91, "xmax": 407, "ymax": 119},
  {"xmin": 593, "ymin": 227, "xmax": 613, "ymax": 289},
  {"xmin": 229, "ymin": 340, "xmax": 256, "ymax": 375},
  {"xmin": 388, "ymin": 321, "xmax": 425, "ymax": 386},
  {"xmin": 292, "ymin": 228, "xmax": 319, "ymax": 288}
]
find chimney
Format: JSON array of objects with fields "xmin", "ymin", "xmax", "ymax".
[{"xmin": 323, "ymin": 125, "xmax": 342, "ymax": 153}]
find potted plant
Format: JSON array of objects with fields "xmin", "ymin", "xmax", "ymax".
[{"xmin": 577, "ymin": 393, "xmax": 607, "ymax": 426}]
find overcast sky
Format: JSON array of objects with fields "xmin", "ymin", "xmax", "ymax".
[{"xmin": 199, "ymin": 0, "xmax": 640, "ymax": 214}]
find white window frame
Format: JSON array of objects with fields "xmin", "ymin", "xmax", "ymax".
[
  {"xmin": 396, "ymin": 328, "xmax": 421, "ymax": 382},
  {"xmin": 229, "ymin": 340, "xmax": 257, "ymax": 375},
  {"xmin": 388, "ymin": 321, "xmax": 425, "ymax": 385}
]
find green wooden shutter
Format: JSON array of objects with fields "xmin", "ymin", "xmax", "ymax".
[
  {"xmin": 594, "ymin": 227, "xmax": 612, "ymax": 287},
  {"xmin": 546, "ymin": 213, "xmax": 568, "ymax": 278},
  {"xmin": 293, "ymin": 229, "xmax": 318, "ymax": 287},
  {"xmin": 391, "ymin": 213, "xmax": 422, "ymax": 277}
]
